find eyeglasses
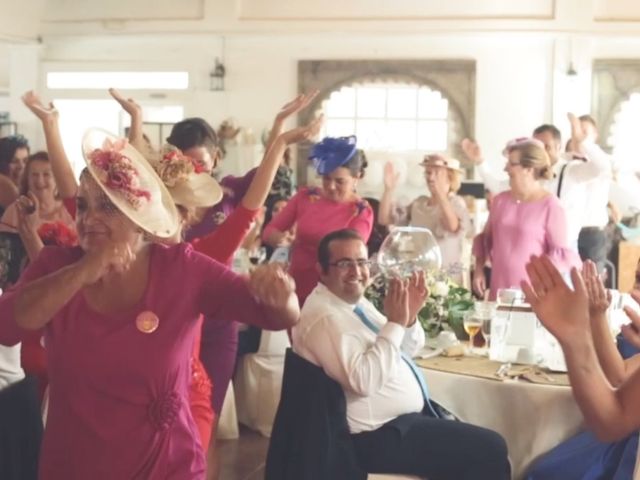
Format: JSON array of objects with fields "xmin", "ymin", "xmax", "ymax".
[{"xmin": 329, "ymin": 259, "xmax": 373, "ymax": 270}]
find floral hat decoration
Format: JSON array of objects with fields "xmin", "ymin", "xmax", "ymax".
[
  {"xmin": 150, "ymin": 144, "xmax": 222, "ymax": 208},
  {"xmin": 309, "ymin": 135, "xmax": 358, "ymax": 175},
  {"xmin": 82, "ymin": 128, "xmax": 180, "ymax": 239},
  {"xmin": 421, "ymin": 153, "xmax": 463, "ymax": 173}
]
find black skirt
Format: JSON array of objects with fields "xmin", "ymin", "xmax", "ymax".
[{"xmin": 0, "ymin": 375, "xmax": 43, "ymax": 480}]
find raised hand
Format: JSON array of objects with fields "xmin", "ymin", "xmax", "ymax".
[
  {"xmin": 521, "ymin": 255, "xmax": 590, "ymax": 344},
  {"xmin": 622, "ymin": 290, "xmax": 640, "ymax": 350},
  {"xmin": 275, "ymin": 90, "xmax": 320, "ymax": 124},
  {"xmin": 383, "ymin": 162, "xmax": 400, "ymax": 191},
  {"xmin": 249, "ymin": 263, "xmax": 296, "ymax": 308},
  {"xmin": 279, "ymin": 114, "xmax": 324, "ymax": 145},
  {"xmin": 582, "ymin": 259, "xmax": 610, "ymax": 318},
  {"xmin": 406, "ymin": 271, "xmax": 429, "ymax": 323},
  {"xmin": 77, "ymin": 243, "xmax": 136, "ymax": 285},
  {"xmin": 461, "ymin": 138, "xmax": 484, "ymax": 165},
  {"xmin": 22, "ymin": 90, "xmax": 58, "ymax": 123},
  {"xmin": 384, "ymin": 276, "xmax": 410, "ymax": 327},
  {"xmin": 108, "ymin": 88, "xmax": 142, "ymax": 117},
  {"xmin": 568, "ymin": 112, "xmax": 587, "ymax": 151}
]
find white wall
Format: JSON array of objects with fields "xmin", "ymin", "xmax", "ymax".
[{"xmin": 4, "ymin": 0, "xmax": 640, "ymax": 188}]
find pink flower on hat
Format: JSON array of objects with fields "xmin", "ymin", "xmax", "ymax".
[{"xmin": 88, "ymin": 138, "xmax": 151, "ymax": 210}]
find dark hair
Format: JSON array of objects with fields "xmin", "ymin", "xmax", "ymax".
[
  {"xmin": 19, "ymin": 151, "xmax": 50, "ymax": 195},
  {"xmin": 532, "ymin": 124, "xmax": 561, "ymax": 143},
  {"xmin": 264, "ymin": 195, "xmax": 288, "ymax": 226},
  {"xmin": 343, "ymin": 149, "xmax": 368, "ymax": 179},
  {"xmin": 0, "ymin": 135, "xmax": 30, "ymax": 176},
  {"xmin": 578, "ymin": 114, "xmax": 597, "ymax": 129},
  {"xmin": 167, "ymin": 118, "xmax": 218, "ymax": 152},
  {"xmin": 317, "ymin": 228, "xmax": 364, "ymax": 273}
]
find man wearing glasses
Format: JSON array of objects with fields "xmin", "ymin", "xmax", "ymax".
[{"xmin": 292, "ymin": 228, "xmax": 510, "ymax": 479}]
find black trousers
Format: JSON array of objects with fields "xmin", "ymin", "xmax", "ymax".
[
  {"xmin": 351, "ymin": 412, "xmax": 510, "ymax": 480},
  {"xmin": 0, "ymin": 376, "xmax": 43, "ymax": 480},
  {"xmin": 578, "ymin": 227, "xmax": 607, "ymax": 274}
]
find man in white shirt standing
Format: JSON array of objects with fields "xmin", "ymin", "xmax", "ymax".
[{"xmin": 293, "ymin": 228, "xmax": 510, "ymax": 479}]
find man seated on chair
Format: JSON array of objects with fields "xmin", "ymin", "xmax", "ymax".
[{"xmin": 292, "ymin": 228, "xmax": 510, "ymax": 480}]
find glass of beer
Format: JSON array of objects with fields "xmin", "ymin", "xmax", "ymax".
[{"xmin": 463, "ymin": 311, "xmax": 483, "ymax": 352}]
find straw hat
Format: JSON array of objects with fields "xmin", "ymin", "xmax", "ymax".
[
  {"xmin": 150, "ymin": 144, "xmax": 222, "ymax": 208},
  {"xmin": 81, "ymin": 128, "xmax": 180, "ymax": 239},
  {"xmin": 420, "ymin": 153, "xmax": 463, "ymax": 173}
]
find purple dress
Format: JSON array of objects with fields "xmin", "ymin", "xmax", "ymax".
[
  {"xmin": 183, "ymin": 169, "xmax": 255, "ymax": 413},
  {"xmin": 474, "ymin": 191, "xmax": 580, "ymax": 300},
  {"xmin": 0, "ymin": 243, "xmax": 270, "ymax": 479}
]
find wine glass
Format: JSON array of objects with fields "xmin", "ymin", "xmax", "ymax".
[
  {"xmin": 377, "ymin": 226, "xmax": 442, "ymax": 278},
  {"xmin": 481, "ymin": 316, "xmax": 492, "ymax": 353},
  {"xmin": 463, "ymin": 311, "xmax": 483, "ymax": 353}
]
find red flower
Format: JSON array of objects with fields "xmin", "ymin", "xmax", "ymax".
[{"xmin": 37, "ymin": 222, "xmax": 78, "ymax": 247}]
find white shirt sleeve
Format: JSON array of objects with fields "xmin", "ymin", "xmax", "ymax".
[
  {"xmin": 301, "ymin": 312, "xmax": 406, "ymax": 397},
  {"xmin": 400, "ymin": 320, "xmax": 426, "ymax": 358},
  {"xmin": 476, "ymin": 161, "xmax": 509, "ymax": 194},
  {"xmin": 570, "ymin": 142, "xmax": 612, "ymax": 181}
]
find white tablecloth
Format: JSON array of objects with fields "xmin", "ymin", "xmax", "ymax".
[{"xmin": 421, "ymin": 367, "xmax": 584, "ymax": 480}]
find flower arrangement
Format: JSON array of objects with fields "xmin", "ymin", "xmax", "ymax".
[
  {"xmin": 365, "ymin": 272, "xmax": 474, "ymax": 338},
  {"xmin": 156, "ymin": 145, "xmax": 207, "ymax": 187},
  {"xmin": 88, "ymin": 138, "xmax": 151, "ymax": 209},
  {"xmin": 38, "ymin": 221, "xmax": 78, "ymax": 247}
]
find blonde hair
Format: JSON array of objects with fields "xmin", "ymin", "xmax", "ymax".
[
  {"xmin": 447, "ymin": 170, "xmax": 462, "ymax": 193},
  {"xmin": 510, "ymin": 143, "xmax": 551, "ymax": 180}
]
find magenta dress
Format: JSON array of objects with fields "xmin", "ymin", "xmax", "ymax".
[
  {"xmin": 474, "ymin": 191, "xmax": 580, "ymax": 300},
  {"xmin": 0, "ymin": 243, "xmax": 274, "ymax": 480},
  {"xmin": 262, "ymin": 187, "xmax": 373, "ymax": 305}
]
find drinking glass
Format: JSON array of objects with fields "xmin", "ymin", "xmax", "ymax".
[
  {"xmin": 463, "ymin": 311, "xmax": 483, "ymax": 352},
  {"xmin": 481, "ymin": 316, "xmax": 492, "ymax": 352}
]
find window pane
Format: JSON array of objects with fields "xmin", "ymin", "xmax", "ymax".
[
  {"xmin": 387, "ymin": 88, "xmax": 417, "ymax": 119},
  {"xmin": 417, "ymin": 120, "xmax": 448, "ymax": 151},
  {"xmin": 418, "ymin": 88, "xmax": 448, "ymax": 119},
  {"xmin": 47, "ymin": 71, "xmax": 189, "ymax": 90},
  {"xmin": 356, "ymin": 87, "xmax": 386, "ymax": 118},
  {"xmin": 325, "ymin": 118, "xmax": 356, "ymax": 138},
  {"xmin": 386, "ymin": 120, "xmax": 417, "ymax": 150},
  {"xmin": 325, "ymin": 87, "xmax": 356, "ymax": 118},
  {"xmin": 356, "ymin": 119, "xmax": 387, "ymax": 149}
]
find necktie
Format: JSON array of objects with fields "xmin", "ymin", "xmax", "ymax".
[{"xmin": 353, "ymin": 304, "xmax": 438, "ymax": 418}]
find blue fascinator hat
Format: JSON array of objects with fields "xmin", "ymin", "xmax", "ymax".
[{"xmin": 309, "ymin": 136, "xmax": 358, "ymax": 175}]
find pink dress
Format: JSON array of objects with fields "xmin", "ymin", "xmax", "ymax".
[
  {"xmin": 474, "ymin": 191, "xmax": 580, "ymax": 300},
  {"xmin": 0, "ymin": 243, "xmax": 275, "ymax": 480},
  {"xmin": 262, "ymin": 187, "xmax": 373, "ymax": 305}
]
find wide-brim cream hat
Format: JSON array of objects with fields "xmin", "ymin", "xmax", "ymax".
[
  {"xmin": 81, "ymin": 128, "xmax": 180, "ymax": 239},
  {"xmin": 420, "ymin": 153, "xmax": 464, "ymax": 173},
  {"xmin": 149, "ymin": 144, "xmax": 223, "ymax": 209}
]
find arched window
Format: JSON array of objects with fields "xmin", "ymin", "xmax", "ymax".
[
  {"xmin": 607, "ymin": 91, "xmax": 640, "ymax": 171},
  {"xmin": 321, "ymin": 82, "xmax": 449, "ymax": 152}
]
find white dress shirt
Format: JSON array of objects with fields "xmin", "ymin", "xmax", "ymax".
[
  {"xmin": 476, "ymin": 143, "xmax": 612, "ymax": 245},
  {"xmin": 0, "ymin": 344, "xmax": 25, "ymax": 391},
  {"xmin": 292, "ymin": 283, "xmax": 425, "ymax": 434}
]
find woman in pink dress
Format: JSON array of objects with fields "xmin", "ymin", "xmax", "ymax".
[
  {"xmin": 262, "ymin": 136, "xmax": 374, "ymax": 305},
  {"xmin": 0, "ymin": 130, "xmax": 299, "ymax": 480},
  {"xmin": 472, "ymin": 138, "xmax": 579, "ymax": 300}
]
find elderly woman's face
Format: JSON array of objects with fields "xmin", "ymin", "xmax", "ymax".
[
  {"xmin": 76, "ymin": 174, "xmax": 142, "ymax": 252},
  {"xmin": 321, "ymin": 167, "xmax": 357, "ymax": 203}
]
